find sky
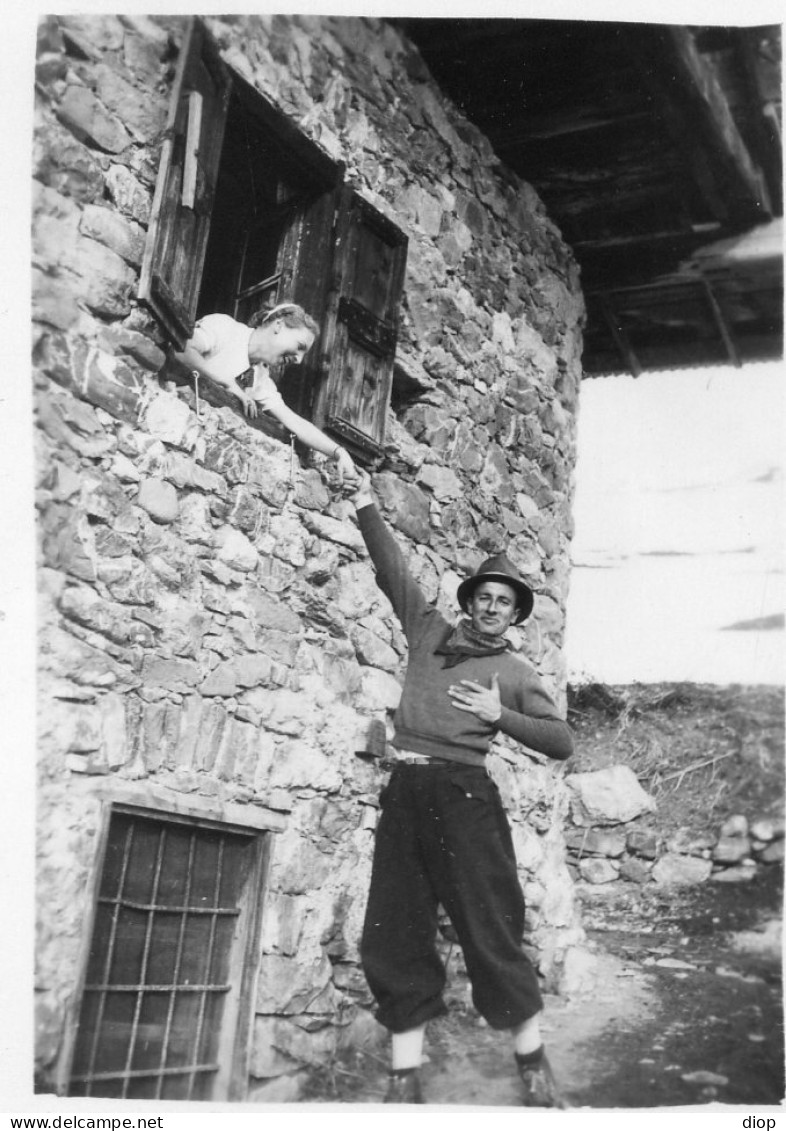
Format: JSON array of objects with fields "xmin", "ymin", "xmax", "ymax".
[{"xmin": 565, "ymin": 362, "xmax": 784, "ymax": 686}]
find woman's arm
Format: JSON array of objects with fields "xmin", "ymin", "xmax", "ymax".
[{"xmin": 268, "ymin": 401, "xmax": 358, "ymax": 483}]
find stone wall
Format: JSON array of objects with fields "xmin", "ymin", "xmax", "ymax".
[
  {"xmin": 33, "ymin": 14, "xmax": 585, "ymax": 1100},
  {"xmin": 566, "ymin": 769, "xmax": 785, "ymax": 888}
]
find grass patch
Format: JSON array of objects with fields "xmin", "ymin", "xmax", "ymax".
[{"xmin": 566, "ymin": 682, "xmax": 784, "ymax": 834}]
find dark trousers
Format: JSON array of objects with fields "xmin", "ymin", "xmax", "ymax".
[{"xmin": 360, "ymin": 762, "xmax": 543, "ymax": 1034}]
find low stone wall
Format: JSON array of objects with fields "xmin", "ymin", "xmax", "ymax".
[
  {"xmin": 564, "ymin": 764, "xmax": 785, "ymax": 890},
  {"xmin": 33, "ymin": 14, "xmax": 585, "ymax": 1099}
]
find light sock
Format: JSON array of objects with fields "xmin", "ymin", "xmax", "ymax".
[
  {"xmin": 391, "ymin": 1024, "xmax": 425, "ymax": 1070},
  {"xmin": 513, "ymin": 1016, "xmax": 542, "ymax": 1057}
]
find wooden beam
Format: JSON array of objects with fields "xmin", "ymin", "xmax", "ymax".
[
  {"xmin": 488, "ymin": 109, "xmax": 651, "ymax": 146},
  {"xmin": 583, "ymin": 328, "xmax": 781, "ymax": 375},
  {"xmin": 596, "ymin": 292, "xmax": 642, "ymax": 377},
  {"xmin": 623, "ymin": 25, "xmax": 771, "ymax": 226},
  {"xmin": 573, "ymin": 224, "xmax": 721, "ymax": 252},
  {"xmin": 735, "ymin": 29, "xmax": 783, "ymax": 213},
  {"xmin": 588, "ymin": 270, "xmax": 782, "ymax": 300},
  {"xmin": 699, "ymin": 275, "xmax": 742, "ymax": 367}
]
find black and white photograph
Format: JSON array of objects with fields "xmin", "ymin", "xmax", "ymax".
[{"xmin": 1, "ymin": 1, "xmax": 783, "ymax": 1119}]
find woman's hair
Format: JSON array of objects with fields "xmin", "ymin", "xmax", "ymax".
[{"xmin": 250, "ymin": 302, "xmax": 319, "ymax": 337}]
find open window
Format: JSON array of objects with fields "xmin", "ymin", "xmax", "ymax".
[
  {"xmin": 66, "ymin": 807, "xmax": 267, "ymax": 1102},
  {"xmin": 139, "ymin": 17, "xmax": 408, "ymax": 462}
]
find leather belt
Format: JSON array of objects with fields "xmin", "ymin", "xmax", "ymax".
[{"xmin": 394, "ymin": 750, "xmax": 454, "ymax": 766}]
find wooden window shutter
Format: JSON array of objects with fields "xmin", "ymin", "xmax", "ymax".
[
  {"xmin": 276, "ymin": 185, "xmax": 342, "ymax": 419},
  {"xmin": 313, "ymin": 188, "xmax": 408, "ymax": 461},
  {"xmin": 139, "ymin": 18, "xmax": 231, "ymax": 349}
]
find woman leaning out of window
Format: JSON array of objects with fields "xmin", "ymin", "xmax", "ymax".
[{"xmin": 174, "ymin": 303, "xmax": 359, "ymax": 485}]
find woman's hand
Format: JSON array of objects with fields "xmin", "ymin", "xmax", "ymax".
[
  {"xmin": 239, "ymin": 391, "xmax": 259, "ymax": 418},
  {"xmin": 447, "ymin": 674, "xmax": 502, "ymax": 724},
  {"xmin": 334, "ymin": 447, "xmax": 360, "ymax": 485}
]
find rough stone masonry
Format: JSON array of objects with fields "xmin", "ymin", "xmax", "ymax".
[{"xmin": 33, "ymin": 14, "xmax": 586, "ymax": 1100}]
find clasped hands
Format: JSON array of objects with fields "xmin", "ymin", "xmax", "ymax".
[
  {"xmin": 347, "ymin": 468, "xmax": 373, "ymax": 503},
  {"xmin": 331, "ymin": 447, "xmax": 361, "ymax": 488},
  {"xmin": 447, "ymin": 672, "xmax": 502, "ymax": 724}
]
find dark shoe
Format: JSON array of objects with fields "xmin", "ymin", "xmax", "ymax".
[
  {"xmin": 516, "ymin": 1051, "xmax": 567, "ymax": 1108},
  {"xmin": 384, "ymin": 1069, "xmax": 425, "ymax": 1103}
]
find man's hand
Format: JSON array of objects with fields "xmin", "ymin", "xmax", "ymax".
[
  {"xmin": 348, "ymin": 468, "xmax": 373, "ymax": 506},
  {"xmin": 447, "ymin": 673, "xmax": 502, "ymax": 724}
]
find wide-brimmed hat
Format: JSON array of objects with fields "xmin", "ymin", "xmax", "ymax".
[{"xmin": 456, "ymin": 552, "xmax": 534, "ymax": 624}]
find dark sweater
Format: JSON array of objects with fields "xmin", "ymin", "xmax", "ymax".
[{"xmin": 357, "ymin": 504, "xmax": 574, "ymax": 767}]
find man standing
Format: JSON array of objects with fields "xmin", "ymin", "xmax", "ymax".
[{"xmin": 351, "ymin": 472, "xmax": 573, "ymax": 1106}]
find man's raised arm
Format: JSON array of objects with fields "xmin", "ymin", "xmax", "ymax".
[{"xmin": 349, "ymin": 472, "xmax": 432, "ymax": 640}]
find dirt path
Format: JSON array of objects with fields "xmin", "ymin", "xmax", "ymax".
[{"xmin": 304, "ymin": 869, "xmax": 783, "ymax": 1108}]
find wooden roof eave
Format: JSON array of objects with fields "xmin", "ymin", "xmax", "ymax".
[{"xmin": 623, "ymin": 24, "xmax": 773, "ymax": 228}]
